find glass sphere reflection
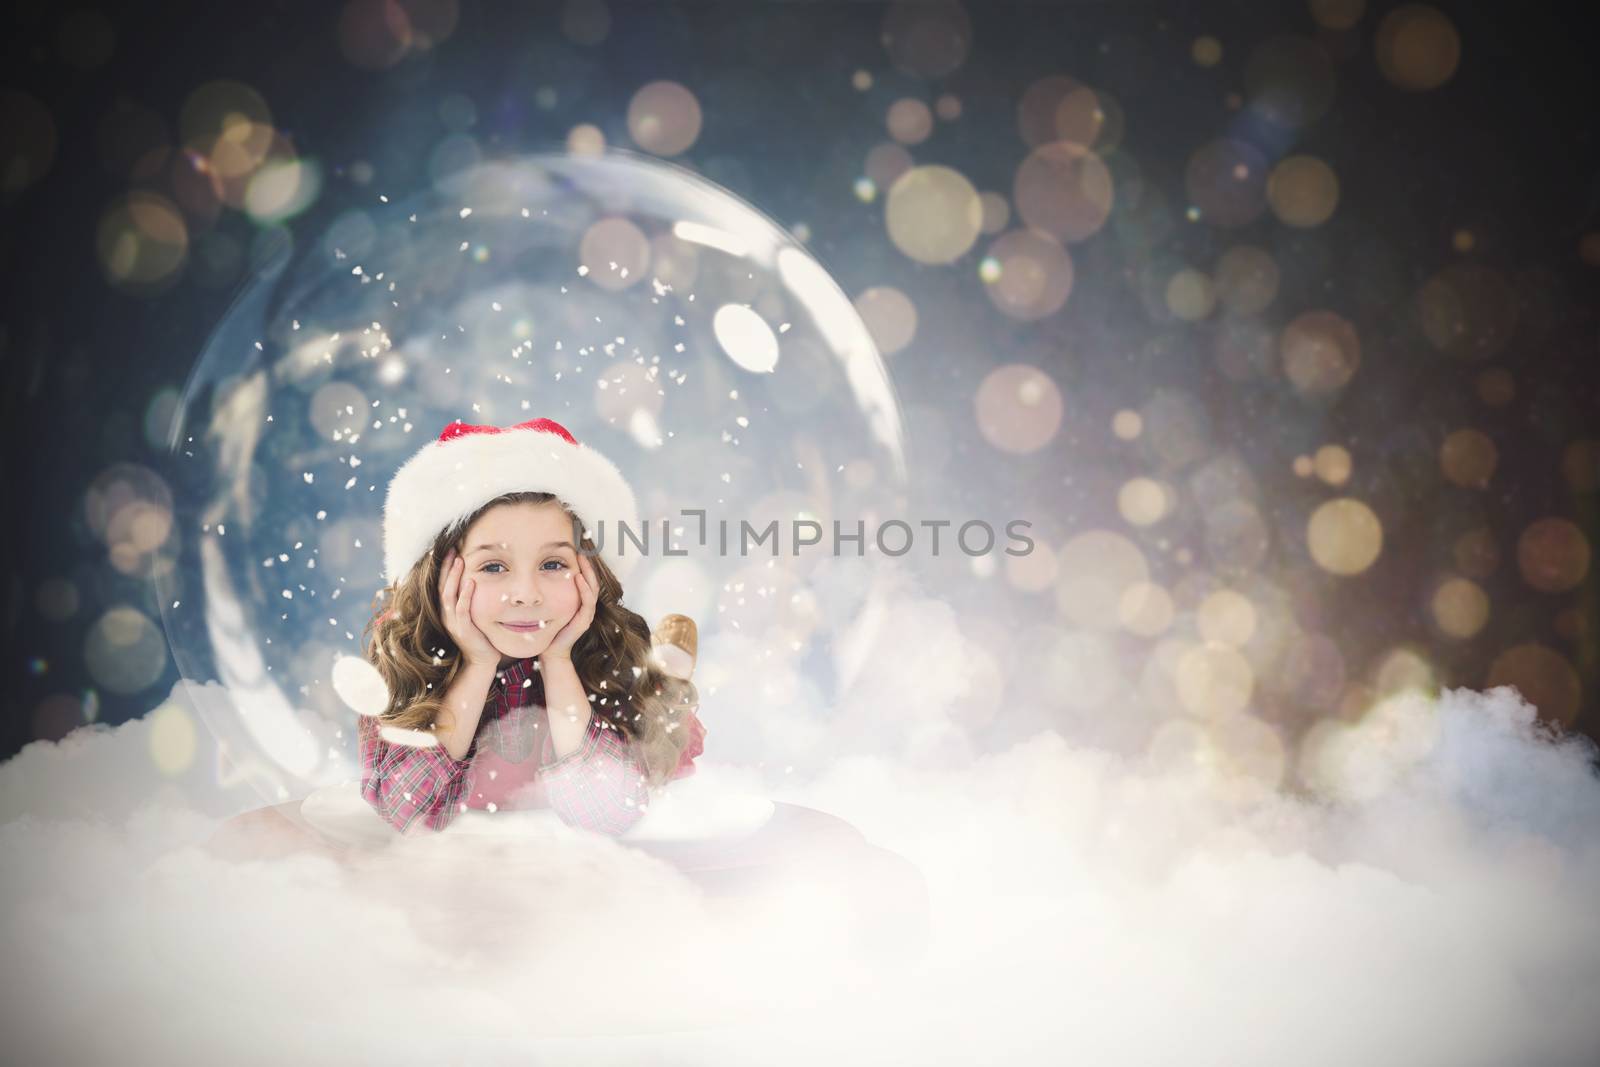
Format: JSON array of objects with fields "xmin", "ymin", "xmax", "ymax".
[{"xmin": 156, "ymin": 151, "xmax": 906, "ymax": 803}]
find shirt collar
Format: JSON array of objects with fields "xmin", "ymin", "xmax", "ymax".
[{"xmin": 496, "ymin": 656, "xmax": 541, "ymax": 693}]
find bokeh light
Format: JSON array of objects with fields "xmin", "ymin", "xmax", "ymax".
[
  {"xmin": 974, "ymin": 364, "xmax": 1063, "ymax": 454},
  {"xmin": 1376, "ymin": 4, "xmax": 1461, "ymax": 91},
  {"xmin": 628, "ymin": 81, "xmax": 703, "ymax": 157},
  {"xmin": 881, "ymin": 1, "xmax": 973, "ymax": 79},
  {"xmin": 1281, "ymin": 310, "xmax": 1361, "ymax": 397},
  {"xmin": 981, "ymin": 228, "xmax": 1075, "ymax": 320},
  {"xmin": 854, "ymin": 286, "xmax": 918, "ymax": 356},
  {"xmin": 887, "ymin": 99, "xmax": 934, "ymax": 145},
  {"xmin": 886, "ymin": 165, "xmax": 984, "ymax": 264},
  {"xmin": 1430, "ymin": 577, "xmax": 1489, "ymax": 639},
  {"xmin": 1486, "ymin": 644, "xmax": 1581, "ymax": 727},
  {"xmin": 1516, "ymin": 518, "xmax": 1590, "ymax": 593},
  {"xmin": 1308, "ymin": 498, "xmax": 1383, "ymax": 575},
  {"xmin": 1266, "ymin": 155, "xmax": 1339, "ymax": 228},
  {"xmin": 1439, "ymin": 428, "xmax": 1498, "ymax": 489},
  {"xmin": 1014, "ymin": 141, "xmax": 1113, "ymax": 243}
]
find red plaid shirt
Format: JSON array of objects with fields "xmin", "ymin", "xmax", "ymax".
[{"xmin": 357, "ymin": 656, "xmax": 706, "ymax": 837}]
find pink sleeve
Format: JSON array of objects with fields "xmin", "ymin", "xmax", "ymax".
[
  {"xmin": 357, "ymin": 714, "xmax": 475, "ymax": 834},
  {"xmin": 537, "ymin": 714, "xmax": 650, "ymax": 836}
]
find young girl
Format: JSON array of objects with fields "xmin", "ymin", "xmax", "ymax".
[{"xmin": 357, "ymin": 417, "xmax": 706, "ymax": 836}]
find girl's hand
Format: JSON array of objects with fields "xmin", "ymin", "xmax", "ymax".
[
  {"xmin": 439, "ymin": 549, "xmax": 498, "ymax": 668},
  {"xmin": 541, "ymin": 551, "xmax": 598, "ymax": 662}
]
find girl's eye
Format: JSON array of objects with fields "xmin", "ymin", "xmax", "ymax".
[
  {"xmin": 541, "ymin": 559, "xmax": 567, "ymax": 571},
  {"xmin": 481, "ymin": 563, "xmax": 505, "ymax": 574}
]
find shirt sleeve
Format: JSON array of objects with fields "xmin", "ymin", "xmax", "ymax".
[
  {"xmin": 537, "ymin": 712, "xmax": 650, "ymax": 836},
  {"xmin": 357, "ymin": 713, "xmax": 476, "ymax": 834}
]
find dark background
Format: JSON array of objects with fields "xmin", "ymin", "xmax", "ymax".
[{"xmin": 4, "ymin": 0, "xmax": 1597, "ymax": 765}]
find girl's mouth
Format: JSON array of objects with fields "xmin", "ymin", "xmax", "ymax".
[{"xmin": 501, "ymin": 621, "xmax": 547, "ymax": 633}]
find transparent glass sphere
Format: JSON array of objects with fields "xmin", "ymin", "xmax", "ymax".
[{"xmin": 156, "ymin": 150, "xmax": 907, "ymax": 802}]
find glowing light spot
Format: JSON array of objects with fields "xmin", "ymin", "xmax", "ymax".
[
  {"xmin": 1014, "ymin": 141, "xmax": 1113, "ymax": 243},
  {"xmin": 712, "ymin": 304, "xmax": 780, "ymax": 374},
  {"xmin": 1267, "ymin": 155, "xmax": 1339, "ymax": 227},
  {"xmin": 853, "ymin": 286, "xmax": 918, "ymax": 356},
  {"xmin": 1192, "ymin": 36, "xmax": 1223, "ymax": 67},
  {"xmin": 579, "ymin": 216, "xmax": 650, "ymax": 292},
  {"xmin": 1112, "ymin": 409, "xmax": 1142, "ymax": 440},
  {"xmin": 1313, "ymin": 444, "xmax": 1352, "ymax": 486},
  {"xmin": 975, "ymin": 364, "xmax": 1063, "ymax": 454},
  {"xmin": 1376, "ymin": 4, "xmax": 1461, "ymax": 91},
  {"xmin": 1431, "ymin": 578, "xmax": 1489, "ymax": 639},
  {"xmin": 1516, "ymin": 518, "xmax": 1590, "ymax": 593},
  {"xmin": 1056, "ymin": 529, "xmax": 1150, "ymax": 630},
  {"xmin": 1439, "ymin": 428, "xmax": 1498, "ymax": 488},
  {"xmin": 148, "ymin": 701, "xmax": 198, "ymax": 776},
  {"xmin": 1118, "ymin": 478, "xmax": 1171, "ymax": 526},
  {"xmin": 886, "ymin": 98, "xmax": 934, "ymax": 145},
  {"xmin": 881, "ymin": 1, "xmax": 973, "ymax": 79},
  {"xmin": 1176, "ymin": 642, "xmax": 1255, "ymax": 720},
  {"xmin": 1281, "ymin": 310, "xmax": 1361, "ymax": 396},
  {"xmin": 627, "ymin": 81, "xmax": 702, "ymax": 156},
  {"xmin": 1119, "ymin": 581, "xmax": 1174, "ymax": 637},
  {"xmin": 85, "ymin": 605, "xmax": 168, "ymax": 694},
  {"xmin": 982, "ymin": 228, "xmax": 1074, "ymax": 320},
  {"xmin": 1165, "ymin": 268, "xmax": 1216, "ymax": 320},
  {"xmin": 885, "ymin": 164, "xmax": 983, "ymax": 264},
  {"xmin": 1308, "ymin": 498, "xmax": 1383, "ymax": 575},
  {"xmin": 1198, "ymin": 589, "xmax": 1257, "ymax": 646}
]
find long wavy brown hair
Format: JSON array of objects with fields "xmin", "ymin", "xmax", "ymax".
[{"xmin": 361, "ymin": 491, "xmax": 696, "ymax": 788}]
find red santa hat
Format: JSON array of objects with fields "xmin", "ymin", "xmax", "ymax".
[{"xmin": 382, "ymin": 417, "xmax": 640, "ymax": 584}]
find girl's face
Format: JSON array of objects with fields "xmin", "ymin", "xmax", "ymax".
[{"xmin": 456, "ymin": 500, "xmax": 583, "ymax": 666}]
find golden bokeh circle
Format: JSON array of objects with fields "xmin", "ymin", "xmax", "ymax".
[
  {"xmin": 1267, "ymin": 155, "xmax": 1340, "ymax": 227},
  {"xmin": 627, "ymin": 80, "xmax": 703, "ymax": 156},
  {"xmin": 1430, "ymin": 577, "xmax": 1489, "ymax": 639},
  {"xmin": 887, "ymin": 98, "xmax": 934, "ymax": 145},
  {"xmin": 1376, "ymin": 4, "xmax": 1461, "ymax": 91},
  {"xmin": 1439, "ymin": 428, "xmax": 1498, "ymax": 488},
  {"xmin": 1516, "ymin": 517, "xmax": 1590, "ymax": 593},
  {"xmin": 981, "ymin": 228, "xmax": 1075, "ymax": 320},
  {"xmin": 1313, "ymin": 444, "xmax": 1352, "ymax": 486},
  {"xmin": 886, "ymin": 164, "xmax": 984, "ymax": 264},
  {"xmin": 1308, "ymin": 497, "xmax": 1383, "ymax": 575},
  {"xmin": 1281, "ymin": 310, "xmax": 1361, "ymax": 396},
  {"xmin": 1118, "ymin": 477, "xmax": 1170, "ymax": 526},
  {"xmin": 1176, "ymin": 642, "xmax": 1256, "ymax": 720},
  {"xmin": 1198, "ymin": 589, "xmax": 1257, "ymax": 646},
  {"xmin": 1014, "ymin": 141, "xmax": 1113, "ymax": 243},
  {"xmin": 854, "ymin": 286, "xmax": 918, "ymax": 356},
  {"xmin": 1486, "ymin": 644, "xmax": 1581, "ymax": 727},
  {"xmin": 974, "ymin": 364, "xmax": 1064, "ymax": 454}
]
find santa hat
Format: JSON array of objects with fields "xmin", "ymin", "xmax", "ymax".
[{"xmin": 382, "ymin": 417, "xmax": 639, "ymax": 584}]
